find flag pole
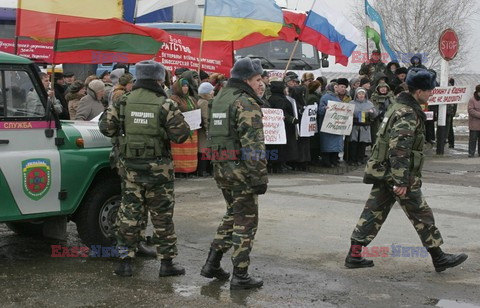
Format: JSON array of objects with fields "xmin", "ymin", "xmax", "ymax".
[
  {"xmin": 283, "ymin": 0, "xmax": 315, "ymax": 77},
  {"xmin": 14, "ymin": 0, "xmax": 21, "ymax": 55},
  {"xmin": 198, "ymin": 2, "xmax": 208, "ymax": 76},
  {"xmin": 365, "ymin": 0, "xmax": 370, "ymax": 63},
  {"xmin": 133, "ymin": 0, "xmax": 139, "ymax": 24},
  {"xmin": 283, "ymin": 39, "xmax": 300, "ymax": 77}
]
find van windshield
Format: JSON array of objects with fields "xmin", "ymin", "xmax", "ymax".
[{"xmin": 235, "ymin": 40, "xmax": 320, "ymax": 70}]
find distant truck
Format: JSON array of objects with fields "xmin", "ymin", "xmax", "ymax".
[{"xmin": 0, "ymin": 52, "xmax": 120, "ymax": 246}]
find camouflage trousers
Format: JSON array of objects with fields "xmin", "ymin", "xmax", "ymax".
[
  {"xmin": 115, "ymin": 178, "xmax": 177, "ymax": 259},
  {"xmin": 211, "ymin": 189, "xmax": 259, "ymax": 268},
  {"xmin": 351, "ymin": 183, "xmax": 444, "ymax": 248},
  {"xmin": 111, "ymin": 167, "xmax": 149, "ymax": 242}
]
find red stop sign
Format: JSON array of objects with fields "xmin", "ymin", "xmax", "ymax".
[{"xmin": 438, "ymin": 29, "xmax": 459, "ymax": 61}]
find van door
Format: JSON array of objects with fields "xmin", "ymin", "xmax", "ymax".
[{"xmin": 0, "ymin": 67, "xmax": 61, "ymax": 215}]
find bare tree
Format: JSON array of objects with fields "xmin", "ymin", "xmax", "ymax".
[{"xmin": 351, "ymin": 0, "xmax": 477, "ymax": 73}]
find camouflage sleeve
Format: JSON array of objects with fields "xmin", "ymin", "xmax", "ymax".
[
  {"xmin": 160, "ymin": 98, "xmax": 191, "ymax": 144},
  {"xmin": 234, "ymin": 96, "xmax": 268, "ymax": 187},
  {"xmin": 388, "ymin": 108, "xmax": 418, "ymax": 186}
]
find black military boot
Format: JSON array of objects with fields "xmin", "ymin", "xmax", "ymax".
[
  {"xmin": 345, "ymin": 242, "xmax": 374, "ymax": 269},
  {"xmin": 159, "ymin": 258, "xmax": 186, "ymax": 277},
  {"xmin": 200, "ymin": 248, "xmax": 230, "ymax": 280},
  {"xmin": 230, "ymin": 267, "xmax": 263, "ymax": 290},
  {"xmin": 114, "ymin": 258, "xmax": 133, "ymax": 277},
  {"xmin": 428, "ymin": 247, "xmax": 468, "ymax": 272},
  {"xmin": 137, "ymin": 241, "xmax": 157, "ymax": 258}
]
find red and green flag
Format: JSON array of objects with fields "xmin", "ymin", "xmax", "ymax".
[{"xmin": 53, "ymin": 18, "xmax": 169, "ymax": 64}]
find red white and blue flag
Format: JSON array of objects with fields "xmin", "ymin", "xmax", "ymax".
[{"xmin": 299, "ymin": 0, "xmax": 361, "ymax": 66}]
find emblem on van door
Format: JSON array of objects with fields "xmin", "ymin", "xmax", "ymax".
[{"xmin": 22, "ymin": 159, "xmax": 51, "ymax": 201}]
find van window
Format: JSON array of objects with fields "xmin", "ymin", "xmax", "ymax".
[{"xmin": 0, "ymin": 70, "xmax": 45, "ymax": 118}]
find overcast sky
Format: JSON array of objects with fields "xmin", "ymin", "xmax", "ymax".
[{"xmin": 279, "ymin": 0, "xmax": 480, "ymax": 73}]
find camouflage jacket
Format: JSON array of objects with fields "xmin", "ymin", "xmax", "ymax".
[
  {"xmin": 364, "ymin": 92, "xmax": 426, "ymax": 189},
  {"xmin": 99, "ymin": 81, "xmax": 190, "ymax": 184},
  {"xmin": 211, "ymin": 79, "xmax": 268, "ymax": 192},
  {"xmin": 370, "ymin": 91, "xmax": 395, "ymax": 118}
]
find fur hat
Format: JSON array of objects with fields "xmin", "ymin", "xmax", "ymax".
[
  {"xmin": 395, "ymin": 67, "xmax": 408, "ymax": 75},
  {"xmin": 68, "ymin": 80, "xmax": 84, "ymax": 94},
  {"xmin": 360, "ymin": 77, "xmax": 371, "ymax": 87},
  {"xmin": 285, "ymin": 74, "xmax": 299, "ymax": 83},
  {"xmin": 175, "ymin": 67, "xmax": 189, "ymax": 76},
  {"xmin": 302, "ymin": 72, "xmax": 315, "ymax": 82},
  {"xmin": 198, "ymin": 82, "xmax": 214, "ymax": 95},
  {"xmin": 135, "ymin": 60, "xmax": 165, "ymax": 81},
  {"xmin": 119, "ymin": 73, "xmax": 134, "ymax": 86},
  {"xmin": 110, "ymin": 68, "xmax": 125, "ymax": 84},
  {"xmin": 88, "ymin": 79, "xmax": 105, "ymax": 93},
  {"xmin": 199, "ymin": 70, "xmax": 209, "ymax": 81},
  {"xmin": 406, "ymin": 68, "xmax": 436, "ymax": 90},
  {"xmin": 337, "ymin": 78, "xmax": 349, "ymax": 87},
  {"xmin": 230, "ymin": 57, "xmax": 263, "ymax": 80}
]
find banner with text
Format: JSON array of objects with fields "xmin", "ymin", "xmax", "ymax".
[
  {"xmin": 155, "ymin": 34, "xmax": 233, "ymax": 77},
  {"xmin": 427, "ymin": 86, "xmax": 470, "ymax": 105},
  {"xmin": 262, "ymin": 108, "xmax": 286, "ymax": 145},
  {"xmin": 299, "ymin": 104, "xmax": 318, "ymax": 137},
  {"xmin": 320, "ymin": 101, "xmax": 354, "ymax": 136},
  {"xmin": 0, "ymin": 38, "xmax": 53, "ymax": 62}
]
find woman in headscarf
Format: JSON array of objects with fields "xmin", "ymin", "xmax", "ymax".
[{"xmin": 170, "ymin": 78, "xmax": 199, "ymax": 177}]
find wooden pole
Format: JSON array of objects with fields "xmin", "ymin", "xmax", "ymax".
[
  {"xmin": 198, "ymin": 2, "xmax": 208, "ymax": 76},
  {"xmin": 283, "ymin": 39, "xmax": 300, "ymax": 77}
]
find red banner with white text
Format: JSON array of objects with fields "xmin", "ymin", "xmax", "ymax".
[
  {"xmin": 155, "ymin": 34, "xmax": 233, "ymax": 77},
  {"xmin": 0, "ymin": 38, "xmax": 53, "ymax": 62}
]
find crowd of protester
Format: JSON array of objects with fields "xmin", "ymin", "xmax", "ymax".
[{"xmin": 50, "ymin": 52, "xmax": 480, "ymax": 176}]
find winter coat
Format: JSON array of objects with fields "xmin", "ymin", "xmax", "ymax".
[
  {"xmin": 318, "ymin": 91, "xmax": 344, "ymax": 153},
  {"xmin": 350, "ymin": 91, "xmax": 378, "ymax": 143},
  {"xmin": 55, "ymin": 82, "xmax": 69, "ymax": 120},
  {"xmin": 66, "ymin": 92, "xmax": 85, "ymax": 120},
  {"xmin": 289, "ymin": 86, "xmax": 310, "ymax": 162},
  {"xmin": 268, "ymin": 82, "xmax": 299, "ymax": 162},
  {"xmin": 306, "ymin": 91, "xmax": 321, "ymax": 105},
  {"xmin": 468, "ymin": 96, "xmax": 480, "ymax": 131},
  {"xmin": 196, "ymin": 96, "xmax": 210, "ymax": 153},
  {"xmin": 75, "ymin": 88, "xmax": 104, "ymax": 121}
]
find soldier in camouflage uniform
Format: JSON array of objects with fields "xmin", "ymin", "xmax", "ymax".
[
  {"xmin": 345, "ymin": 68, "xmax": 468, "ymax": 272},
  {"xmin": 200, "ymin": 58, "xmax": 268, "ymax": 290},
  {"xmin": 99, "ymin": 60, "xmax": 190, "ymax": 277},
  {"xmin": 103, "ymin": 73, "xmax": 157, "ymax": 258}
]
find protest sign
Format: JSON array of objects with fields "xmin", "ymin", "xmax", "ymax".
[
  {"xmin": 156, "ymin": 33, "xmax": 233, "ymax": 77},
  {"xmin": 261, "ymin": 108, "xmax": 286, "ymax": 144},
  {"xmin": 320, "ymin": 101, "xmax": 354, "ymax": 135},
  {"xmin": 427, "ymin": 86, "xmax": 470, "ymax": 105},
  {"xmin": 182, "ymin": 109, "xmax": 202, "ymax": 130},
  {"xmin": 299, "ymin": 104, "xmax": 318, "ymax": 137}
]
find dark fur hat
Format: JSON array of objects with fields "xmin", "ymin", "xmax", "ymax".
[
  {"xmin": 135, "ymin": 60, "xmax": 165, "ymax": 81},
  {"xmin": 336, "ymin": 78, "xmax": 349, "ymax": 87},
  {"xmin": 395, "ymin": 67, "xmax": 408, "ymax": 75},
  {"xmin": 406, "ymin": 68, "xmax": 436, "ymax": 90},
  {"xmin": 231, "ymin": 57, "xmax": 263, "ymax": 80}
]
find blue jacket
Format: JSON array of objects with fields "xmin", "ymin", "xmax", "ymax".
[{"xmin": 318, "ymin": 92, "xmax": 344, "ymax": 152}]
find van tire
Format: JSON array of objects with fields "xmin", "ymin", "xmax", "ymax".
[{"xmin": 75, "ymin": 178, "xmax": 121, "ymax": 247}]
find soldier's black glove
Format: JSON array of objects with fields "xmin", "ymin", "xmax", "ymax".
[{"xmin": 252, "ymin": 184, "xmax": 268, "ymax": 195}]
